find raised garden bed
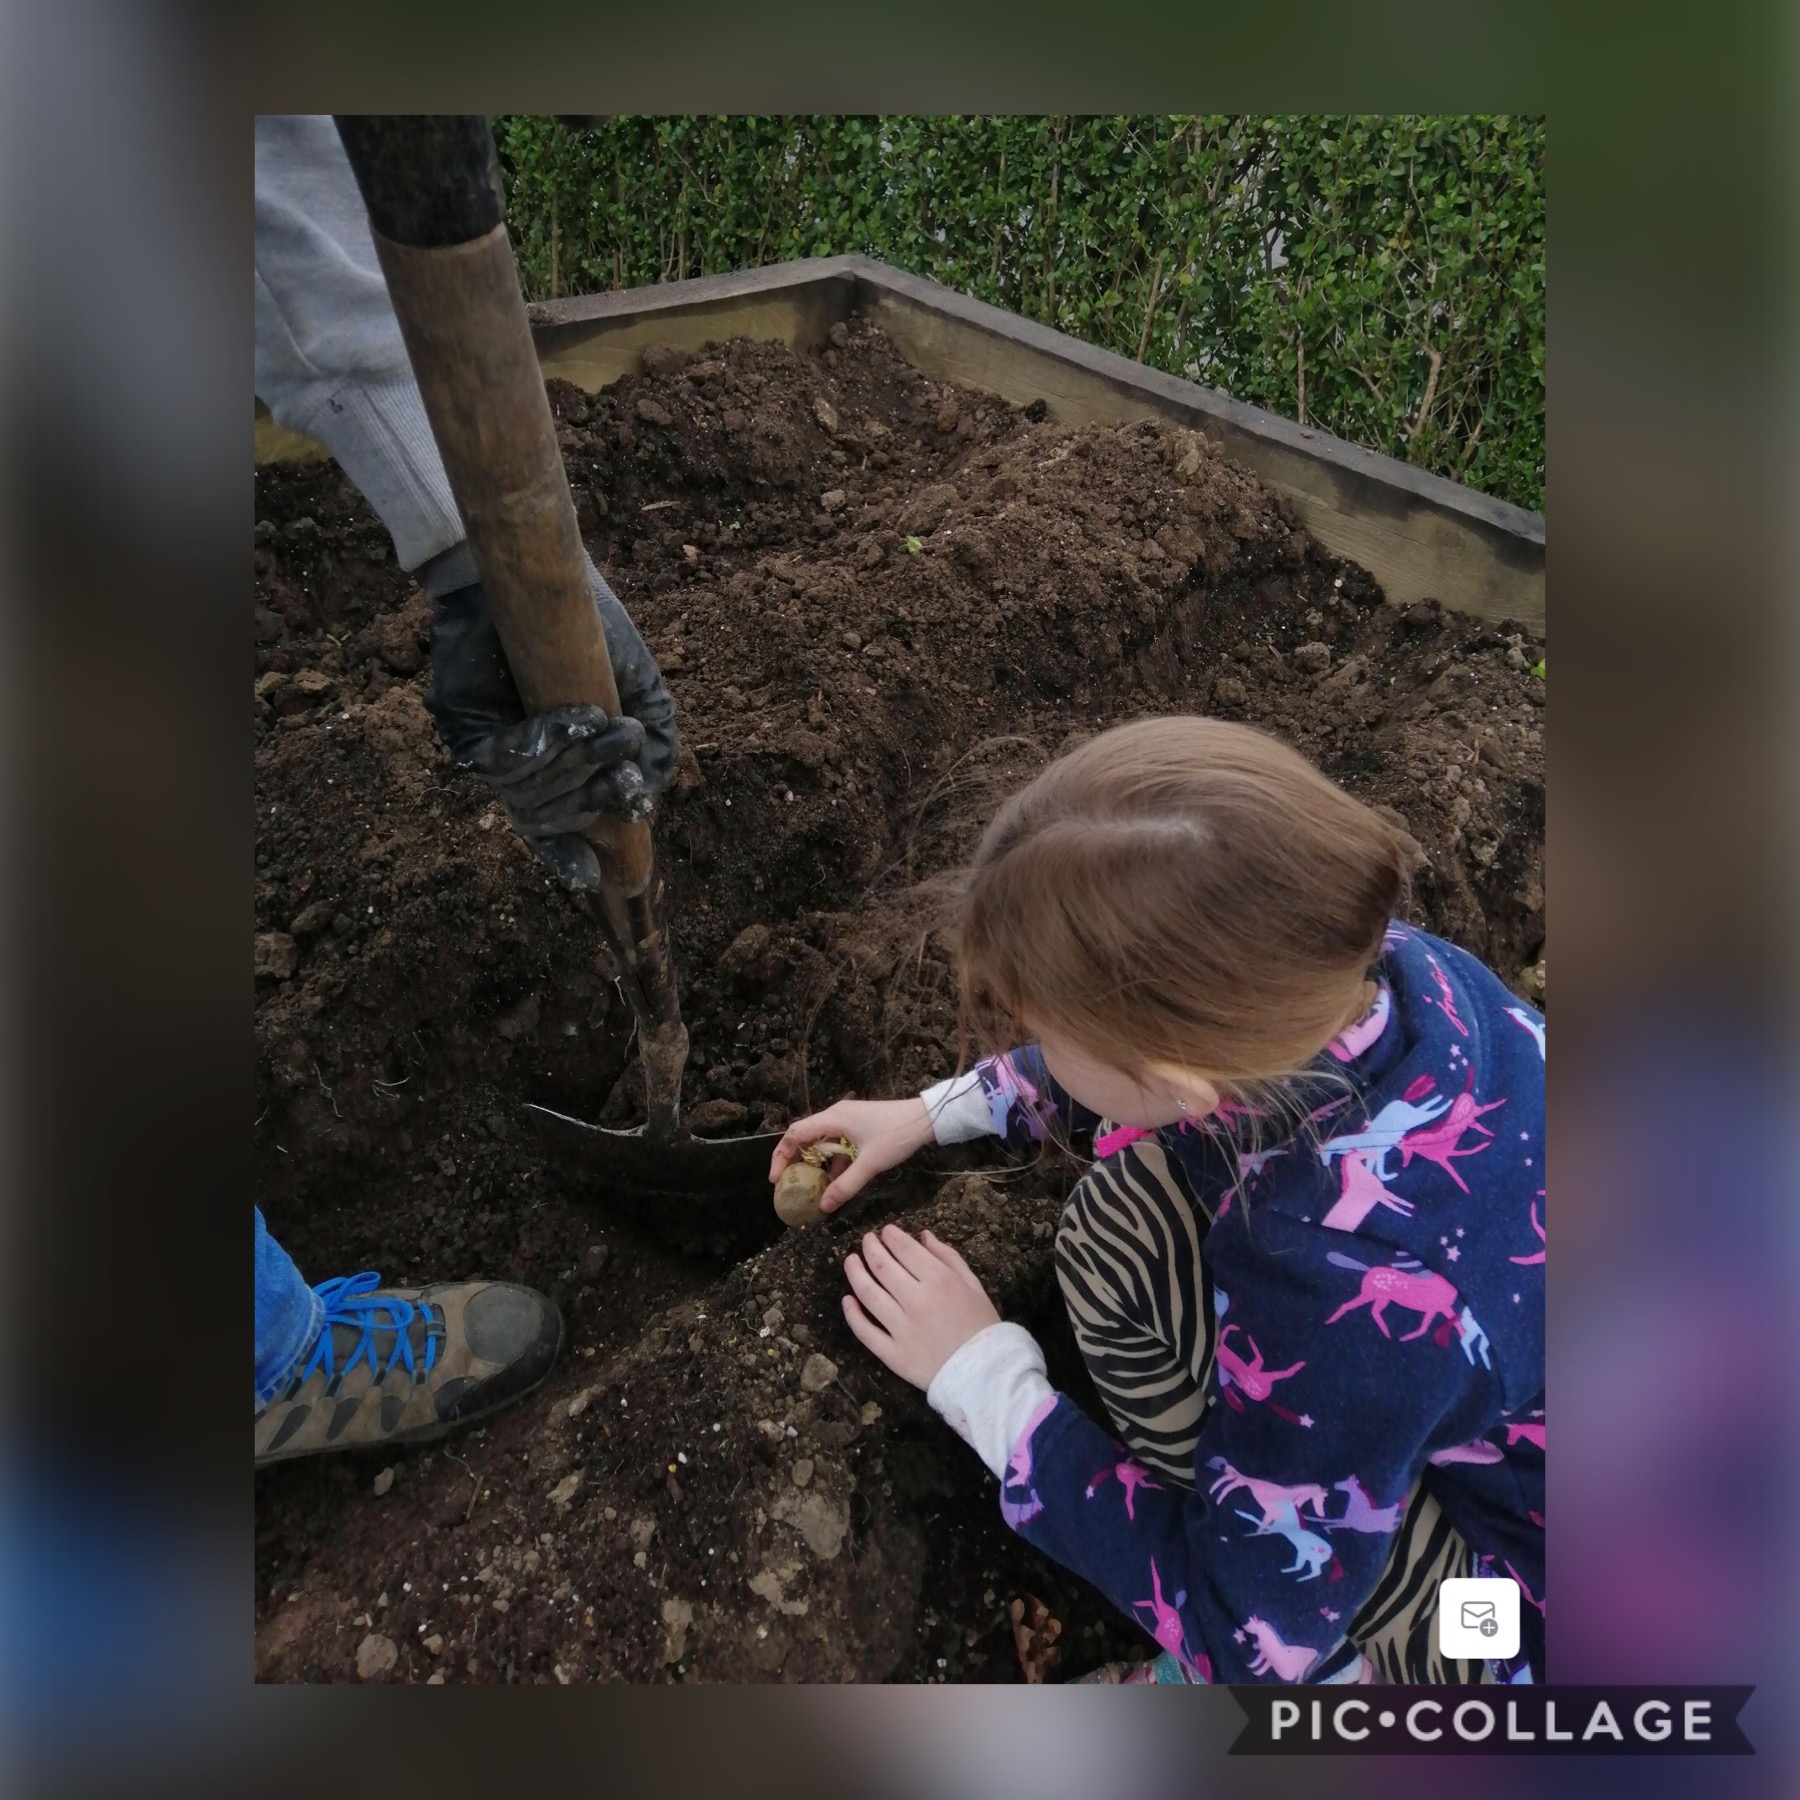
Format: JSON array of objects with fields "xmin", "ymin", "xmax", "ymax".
[{"xmin": 253, "ymin": 308, "xmax": 1544, "ymax": 1684}]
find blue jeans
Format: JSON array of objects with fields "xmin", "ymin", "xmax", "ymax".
[{"xmin": 254, "ymin": 1209, "xmax": 322, "ymax": 1409}]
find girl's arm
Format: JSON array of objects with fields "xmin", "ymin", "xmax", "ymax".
[{"xmin": 920, "ymin": 1045, "xmax": 1102, "ymax": 1154}]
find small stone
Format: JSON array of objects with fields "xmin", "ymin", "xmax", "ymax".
[
  {"xmin": 860, "ymin": 1401, "xmax": 883, "ymax": 1426},
  {"xmin": 630, "ymin": 1516, "xmax": 657, "ymax": 1553},
  {"xmin": 289, "ymin": 899, "xmax": 335, "ymax": 938},
  {"xmin": 580, "ymin": 1242, "xmax": 611, "ymax": 1281},
  {"xmin": 1292, "ymin": 641, "xmax": 1332, "ymax": 674},
  {"xmin": 567, "ymin": 1390, "xmax": 592, "ymax": 1419},
  {"xmin": 255, "ymin": 932, "xmax": 298, "ymax": 981},
  {"xmin": 603, "ymin": 1506, "xmax": 618, "ymax": 1521},
  {"xmin": 548, "ymin": 1472, "xmax": 582, "ymax": 1507},
  {"xmin": 799, "ymin": 1353, "xmax": 838, "ymax": 1394},
  {"xmin": 495, "ymin": 993, "xmax": 540, "ymax": 1040},
  {"xmin": 1520, "ymin": 957, "xmax": 1546, "ymax": 1005},
  {"xmin": 761, "ymin": 1305, "xmax": 785, "ymax": 1333},
  {"xmin": 662, "ymin": 1596, "xmax": 694, "ymax": 1664},
  {"xmin": 820, "ymin": 488, "xmax": 848, "ymax": 513},
  {"xmin": 634, "ymin": 1550, "xmax": 648, "ymax": 1569},
  {"xmin": 719, "ymin": 922, "xmax": 785, "ymax": 988},
  {"xmin": 355, "ymin": 1632, "xmax": 399, "ymax": 1681},
  {"xmin": 425, "ymin": 1670, "xmax": 447, "ymax": 1685},
  {"xmin": 372, "ymin": 1467, "xmax": 395, "ymax": 1497},
  {"xmin": 423, "ymin": 1634, "xmax": 444, "ymax": 1656},
  {"xmin": 813, "ymin": 397, "xmax": 840, "ymax": 433},
  {"xmin": 790, "ymin": 1459, "xmax": 814, "ymax": 1488},
  {"xmin": 828, "ymin": 321, "xmax": 850, "ymax": 348},
  {"xmin": 757, "ymin": 1418, "xmax": 784, "ymax": 1442},
  {"xmin": 934, "ymin": 400, "xmax": 961, "ymax": 434},
  {"xmin": 635, "ymin": 397, "xmax": 674, "ymax": 428},
  {"xmin": 639, "ymin": 342, "xmax": 689, "ymax": 377},
  {"xmin": 769, "ymin": 1485, "xmax": 850, "ymax": 1560},
  {"xmin": 686, "ymin": 1098, "xmax": 748, "ymax": 1134}
]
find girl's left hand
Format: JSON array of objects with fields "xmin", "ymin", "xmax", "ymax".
[{"xmin": 842, "ymin": 1225, "xmax": 1000, "ymax": 1390}]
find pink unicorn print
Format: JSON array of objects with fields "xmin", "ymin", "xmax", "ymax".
[
  {"xmin": 1425, "ymin": 955, "xmax": 1471, "ymax": 1037},
  {"xmin": 1320, "ymin": 1147, "xmax": 1414, "ymax": 1232},
  {"xmin": 1243, "ymin": 1614, "xmax": 1318, "ymax": 1682},
  {"xmin": 1318, "ymin": 1088, "xmax": 1451, "ymax": 1181},
  {"xmin": 1505, "ymin": 1006, "xmax": 1546, "ymax": 1060},
  {"xmin": 1214, "ymin": 1095, "xmax": 1268, "ymax": 1125},
  {"xmin": 1206, "ymin": 1458, "xmax": 1331, "ymax": 1524},
  {"xmin": 1504, "ymin": 1560, "xmax": 1545, "ymax": 1615},
  {"xmin": 1236, "ymin": 1499, "xmax": 1339, "ymax": 1582},
  {"xmin": 1131, "ymin": 1559, "xmax": 1207, "ymax": 1680},
  {"xmin": 1326, "ymin": 1475, "xmax": 1403, "ymax": 1535},
  {"xmin": 1510, "ymin": 1197, "xmax": 1546, "ymax": 1265},
  {"xmin": 1428, "ymin": 1438, "xmax": 1504, "ymax": 1467},
  {"xmin": 1396, "ymin": 1069, "xmax": 1504, "ymax": 1192},
  {"xmin": 1086, "ymin": 1458, "xmax": 1163, "ymax": 1521},
  {"xmin": 1215, "ymin": 1324, "xmax": 1305, "ymax": 1416},
  {"xmin": 1324, "ymin": 1252, "xmax": 1461, "ymax": 1341},
  {"xmin": 1504, "ymin": 1415, "xmax": 1546, "ymax": 1452}
]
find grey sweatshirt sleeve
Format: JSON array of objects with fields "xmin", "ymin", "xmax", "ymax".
[{"xmin": 253, "ymin": 114, "xmax": 469, "ymax": 574}]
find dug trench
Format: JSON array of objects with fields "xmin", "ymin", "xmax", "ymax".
[{"xmin": 253, "ymin": 320, "xmax": 1544, "ymax": 1683}]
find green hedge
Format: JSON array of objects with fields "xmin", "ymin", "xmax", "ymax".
[{"xmin": 495, "ymin": 116, "xmax": 1544, "ymax": 512}]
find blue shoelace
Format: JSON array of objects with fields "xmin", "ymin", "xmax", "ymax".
[{"xmin": 296, "ymin": 1271, "xmax": 443, "ymax": 1391}]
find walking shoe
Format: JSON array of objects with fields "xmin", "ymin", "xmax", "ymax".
[{"xmin": 255, "ymin": 1271, "xmax": 563, "ymax": 1467}]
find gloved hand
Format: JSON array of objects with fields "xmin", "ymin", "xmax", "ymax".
[{"xmin": 425, "ymin": 558, "xmax": 677, "ymax": 891}]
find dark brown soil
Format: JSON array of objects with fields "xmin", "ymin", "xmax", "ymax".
[{"xmin": 253, "ymin": 321, "xmax": 1544, "ymax": 1684}]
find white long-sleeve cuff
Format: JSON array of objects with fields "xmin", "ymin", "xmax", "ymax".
[
  {"xmin": 925, "ymin": 1322, "xmax": 1055, "ymax": 1480},
  {"xmin": 919, "ymin": 1069, "xmax": 997, "ymax": 1145}
]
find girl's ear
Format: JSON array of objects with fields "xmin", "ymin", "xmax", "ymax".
[{"xmin": 1147, "ymin": 1061, "xmax": 1220, "ymax": 1120}]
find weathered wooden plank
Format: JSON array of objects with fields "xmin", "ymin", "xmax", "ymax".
[{"xmin": 525, "ymin": 270, "xmax": 856, "ymax": 394}]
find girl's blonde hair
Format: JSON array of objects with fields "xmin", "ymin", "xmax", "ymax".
[{"xmin": 957, "ymin": 716, "xmax": 1409, "ymax": 1095}]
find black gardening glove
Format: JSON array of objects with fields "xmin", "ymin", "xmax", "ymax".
[{"xmin": 425, "ymin": 559, "xmax": 678, "ymax": 892}]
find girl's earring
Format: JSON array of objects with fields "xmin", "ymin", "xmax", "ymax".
[{"xmin": 1177, "ymin": 1099, "xmax": 1190, "ymax": 1114}]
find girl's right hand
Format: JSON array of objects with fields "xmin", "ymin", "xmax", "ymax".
[{"xmin": 769, "ymin": 1096, "xmax": 937, "ymax": 1214}]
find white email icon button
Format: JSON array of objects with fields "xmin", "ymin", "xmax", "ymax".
[{"xmin": 1439, "ymin": 1577, "xmax": 1521, "ymax": 1659}]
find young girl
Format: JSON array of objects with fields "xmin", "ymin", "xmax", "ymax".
[{"xmin": 771, "ymin": 717, "xmax": 1544, "ymax": 1685}]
